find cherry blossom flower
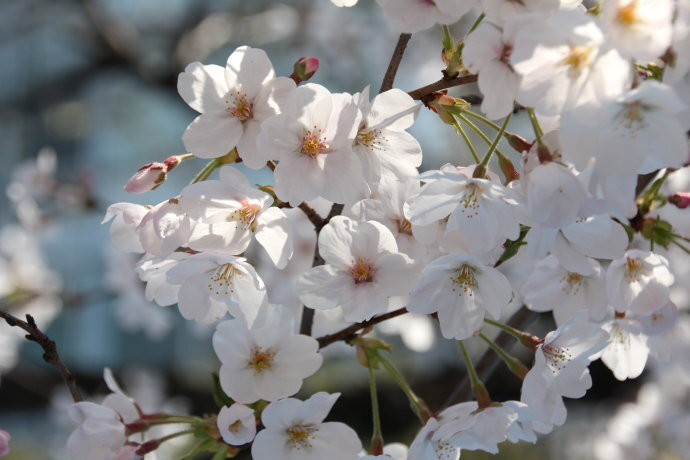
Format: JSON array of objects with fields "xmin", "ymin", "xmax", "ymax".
[
  {"xmin": 600, "ymin": 316, "xmax": 650, "ymax": 381},
  {"xmin": 166, "ymin": 252, "xmax": 267, "ymax": 324},
  {"xmin": 511, "ymin": 9, "xmax": 631, "ymax": 115},
  {"xmin": 258, "ymin": 83, "xmax": 366, "ymax": 205},
  {"xmin": 522, "ymin": 255, "xmax": 608, "ymax": 326},
  {"xmin": 180, "ymin": 166, "xmax": 293, "ymax": 268},
  {"xmin": 135, "ymin": 252, "xmax": 190, "ymax": 307},
  {"xmin": 408, "ymin": 416, "xmax": 461, "ymax": 460},
  {"xmin": 66, "ymin": 402, "xmax": 130, "ymax": 460},
  {"xmin": 408, "ymin": 254, "xmax": 513, "ymax": 340},
  {"xmin": 297, "ymin": 216, "xmax": 416, "ymax": 322},
  {"xmin": 560, "ymin": 81, "xmax": 688, "ymax": 176},
  {"xmin": 521, "ymin": 315, "xmax": 609, "ymax": 428},
  {"xmin": 251, "ymin": 392, "xmax": 362, "ymax": 460},
  {"xmin": 177, "ymin": 46, "xmax": 295, "ymax": 166},
  {"xmin": 136, "ymin": 199, "xmax": 193, "ymax": 257},
  {"xmin": 217, "ymin": 403, "xmax": 257, "ymax": 446},
  {"xmin": 606, "ymin": 250, "xmax": 674, "ymax": 315},
  {"xmin": 212, "ymin": 312, "xmax": 322, "ymax": 404},
  {"xmin": 103, "ymin": 203, "xmax": 148, "ymax": 253},
  {"xmin": 479, "ymin": 0, "xmax": 569, "ymax": 26},
  {"xmin": 406, "ymin": 170, "xmax": 525, "ymax": 255},
  {"xmin": 0, "ymin": 430, "xmax": 10, "ymax": 457},
  {"xmin": 375, "ymin": 0, "xmax": 478, "ymax": 34},
  {"xmin": 526, "ymin": 162, "xmax": 587, "ymax": 228},
  {"xmin": 601, "ymin": 0, "xmax": 674, "ymax": 60},
  {"xmin": 351, "ymin": 88, "xmax": 422, "ymax": 190},
  {"xmin": 462, "ymin": 21, "xmax": 521, "ymax": 120}
]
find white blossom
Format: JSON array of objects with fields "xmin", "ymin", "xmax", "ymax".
[{"xmin": 217, "ymin": 403, "xmax": 257, "ymax": 446}]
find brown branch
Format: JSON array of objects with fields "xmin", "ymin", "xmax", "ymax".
[
  {"xmin": 317, "ymin": 307, "xmax": 408, "ymax": 348},
  {"xmin": 442, "ymin": 307, "xmax": 538, "ymax": 408},
  {"xmin": 407, "ymin": 74, "xmax": 478, "ymax": 101},
  {"xmin": 0, "ymin": 310, "xmax": 82, "ymax": 402},
  {"xmin": 379, "ymin": 33, "xmax": 412, "ymax": 93}
]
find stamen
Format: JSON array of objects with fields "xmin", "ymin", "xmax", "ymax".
[
  {"xmin": 460, "ymin": 184, "xmax": 482, "ymax": 219},
  {"xmin": 624, "ymin": 257, "xmax": 644, "ymax": 282},
  {"xmin": 286, "ymin": 425, "xmax": 318, "ymax": 450},
  {"xmin": 560, "ymin": 46, "xmax": 592, "ymax": 78},
  {"xmin": 560, "ymin": 272, "xmax": 584, "ymax": 295},
  {"xmin": 450, "ymin": 264, "xmax": 478, "ymax": 296},
  {"xmin": 228, "ymin": 420, "xmax": 243, "ymax": 433},
  {"xmin": 301, "ymin": 126, "xmax": 328, "ymax": 157},
  {"xmin": 355, "ymin": 129, "xmax": 386, "ymax": 150},
  {"xmin": 247, "ymin": 346, "xmax": 276, "ymax": 373},
  {"xmin": 616, "ymin": 1, "xmax": 638, "ymax": 26},
  {"xmin": 208, "ymin": 263, "xmax": 241, "ymax": 295},
  {"xmin": 351, "ymin": 257, "xmax": 376, "ymax": 284},
  {"xmin": 397, "ymin": 218, "xmax": 413, "ymax": 236},
  {"xmin": 225, "ymin": 91, "xmax": 253, "ymax": 121},
  {"xmin": 542, "ymin": 344, "xmax": 574, "ymax": 373},
  {"xmin": 228, "ymin": 203, "xmax": 261, "ymax": 231}
]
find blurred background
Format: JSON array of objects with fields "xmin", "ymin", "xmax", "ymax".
[{"xmin": 0, "ymin": 0, "xmax": 689, "ymax": 459}]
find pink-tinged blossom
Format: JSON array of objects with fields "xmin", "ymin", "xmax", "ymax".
[
  {"xmin": 177, "ymin": 46, "xmax": 295, "ymax": 167},
  {"xmin": 408, "ymin": 254, "xmax": 513, "ymax": 340},
  {"xmin": 217, "ymin": 403, "xmax": 257, "ymax": 446},
  {"xmin": 251, "ymin": 392, "xmax": 362, "ymax": 460},
  {"xmin": 510, "ymin": 9, "xmax": 631, "ymax": 116},
  {"xmin": 606, "ymin": 250, "xmax": 674, "ymax": 315},
  {"xmin": 180, "ymin": 166, "xmax": 293, "ymax": 268},
  {"xmin": 166, "ymin": 252, "xmax": 267, "ymax": 324},
  {"xmin": 297, "ymin": 216, "xmax": 416, "ymax": 322},
  {"xmin": 124, "ymin": 156, "xmax": 181, "ymax": 194},
  {"xmin": 212, "ymin": 313, "xmax": 322, "ymax": 404}
]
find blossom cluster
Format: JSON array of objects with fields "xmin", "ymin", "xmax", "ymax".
[{"xmin": 71, "ymin": 0, "xmax": 690, "ymax": 458}]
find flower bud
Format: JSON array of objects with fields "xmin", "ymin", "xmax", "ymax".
[
  {"xmin": 124, "ymin": 156, "xmax": 181, "ymax": 194},
  {"xmin": 290, "ymin": 57, "xmax": 319, "ymax": 84},
  {"xmin": 428, "ymin": 93, "xmax": 470, "ymax": 125},
  {"xmin": 668, "ymin": 192, "xmax": 690, "ymax": 209},
  {"xmin": 497, "ymin": 153, "xmax": 520, "ymax": 184},
  {"xmin": 504, "ymin": 132, "xmax": 532, "ymax": 153},
  {"xmin": 0, "ymin": 430, "xmax": 10, "ymax": 457}
]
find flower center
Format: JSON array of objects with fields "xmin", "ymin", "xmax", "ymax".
[
  {"xmin": 351, "ymin": 257, "xmax": 375, "ymax": 284},
  {"xmin": 499, "ymin": 44, "xmax": 513, "ymax": 66},
  {"xmin": 460, "ymin": 184, "xmax": 482, "ymax": 219},
  {"xmin": 396, "ymin": 218, "xmax": 413, "ymax": 236},
  {"xmin": 625, "ymin": 257, "xmax": 645, "ymax": 282},
  {"xmin": 247, "ymin": 346, "xmax": 276, "ymax": 373},
  {"xmin": 560, "ymin": 46, "xmax": 592, "ymax": 78},
  {"xmin": 450, "ymin": 264, "xmax": 478, "ymax": 296},
  {"xmin": 286, "ymin": 425, "xmax": 318, "ymax": 450},
  {"xmin": 228, "ymin": 203, "xmax": 261, "ymax": 231},
  {"xmin": 225, "ymin": 91, "xmax": 253, "ymax": 121},
  {"xmin": 301, "ymin": 127, "xmax": 328, "ymax": 157},
  {"xmin": 616, "ymin": 1, "xmax": 638, "ymax": 26},
  {"xmin": 355, "ymin": 129, "xmax": 385, "ymax": 150},
  {"xmin": 560, "ymin": 272, "xmax": 584, "ymax": 295},
  {"xmin": 615, "ymin": 101, "xmax": 648, "ymax": 132},
  {"xmin": 541, "ymin": 344, "xmax": 574, "ymax": 373},
  {"xmin": 228, "ymin": 420, "xmax": 243, "ymax": 433},
  {"xmin": 208, "ymin": 263, "xmax": 241, "ymax": 295}
]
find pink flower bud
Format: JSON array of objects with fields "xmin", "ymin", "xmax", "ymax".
[
  {"xmin": 668, "ymin": 192, "xmax": 690, "ymax": 209},
  {"xmin": 290, "ymin": 57, "xmax": 319, "ymax": 84},
  {"xmin": 0, "ymin": 429, "xmax": 11, "ymax": 457},
  {"xmin": 124, "ymin": 156, "xmax": 181, "ymax": 194}
]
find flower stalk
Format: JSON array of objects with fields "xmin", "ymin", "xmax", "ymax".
[{"xmin": 458, "ymin": 341, "xmax": 492, "ymax": 409}]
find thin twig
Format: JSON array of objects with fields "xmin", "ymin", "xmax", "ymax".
[
  {"xmin": 0, "ymin": 310, "xmax": 82, "ymax": 402},
  {"xmin": 317, "ymin": 307, "xmax": 408, "ymax": 348},
  {"xmin": 379, "ymin": 33, "xmax": 412, "ymax": 93},
  {"xmin": 407, "ymin": 74, "xmax": 478, "ymax": 101}
]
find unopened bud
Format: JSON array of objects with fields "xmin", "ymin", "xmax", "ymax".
[
  {"xmin": 429, "ymin": 93, "xmax": 470, "ymax": 125},
  {"xmin": 668, "ymin": 192, "xmax": 690, "ymax": 209},
  {"xmin": 0, "ymin": 430, "xmax": 10, "ymax": 457},
  {"xmin": 125, "ymin": 156, "xmax": 181, "ymax": 194},
  {"xmin": 504, "ymin": 132, "xmax": 532, "ymax": 153},
  {"xmin": 441, "ymin": 40, "xmax": 464, "ymax": 77},
  {"xmin": 497, "ymin": 153, "xmax": 519, "ymax": 184},
  {"xmin": 290, "ymin": 57, "xmax": 319, "ymax": 84}
]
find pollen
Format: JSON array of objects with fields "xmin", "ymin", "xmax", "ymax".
[
  {"xmin": 247, "ymin": 346, "xmax": 276, "ymax": 373},
  {"xmin": 560, "ymin": 46, "xmax": 592, "ymax": 78},
  {"xmin": 561, "ymin": 272, "xmax": 584, "ymax": 295},
  {"xmin": 616, "ymin": 1, "xmax": 639, "ymax": 26},
  {"xmin": 542, "ymin": 344, "xmax": 574, "ymax": 373},
  {"xmin": 397, "ymin": 218, "xmax": 413, "ymax": 236},
  {"xmin": 225, "ymin": 91, "xmax": 253, "ymax": 121},
  {"xmin": 460, "ymin": 184, "xmax": 482, "ymax": 219},
  {"xmin": 228, "ymin": 203, "xmax": 261, "ymax": 231},
  {"xmin": 624, "ymin": 257, "xmax": 645, "ymax": 282},
  {"xmin": 301, "ymin": 126, "xmax": 328, "ymax": 157},
  {"xmin": 355, "ymin": 129, "xmax": 386, "ymax": 150},
  {"xmin": 351, "ymin": 257, "xmax": 376, "ymax": 284},
  {"xmin": 208, "ymin": 263, "xmax": 241, "ymax": 295},
  {"xmin": 228, "ymin": 420, "xmax": 243, "ymax": 433},
  {"xmin": 286, "ymin": 425, "xmax": 318, "ymax": 450},
  {"xmin": 450, "ymin": 264, "xmax": 478, "ymax": 296}
]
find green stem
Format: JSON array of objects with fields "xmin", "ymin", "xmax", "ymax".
[
  {"xmin": 671, "ymin": 237, "xmax": 690, "ymax": 255},
  {"xmin": 366, "ymin": 352, "xmax": 384, "ymax": 455},
  {"xmin": 456, "ymin": 113, "xmax": 506, "ymax": 158},
  {"xmin": 191, "ymin": 158, "xmax": 222, "ymax": 184},
  {"xmin": 462, "ymin": 110, "xmax": 501, "ymax": 131},
  {"xmin": 375, "ymin": 351, "xmax": 431, "ymax": 424},
  {"xmin": 458, "ymin": 341, "xmax": 492, "ymax": 408},
  {"xmin": 526, "ymin": 108, "xmax": 544, "ymax": 142},
  {"xmin": 451, "ymin": 116, "xmax": 480, "ymax": 163},
  {"xmin": 441, "ymin": 25, "xmax": 454, "ymax": 51},
  {"xmin": 478, "ymin": 113, "xmax": 511, "ymax": 170},
  {"xmin": 672, "ymin": 233, "xmax": 690, "ymax": 243},
  {"xmin": 483, "ymin": 318, "xmax": 542, "ymax": 350},
  {"xmin": 478, "ymin": 333, "xmax": 529, "ymax": 380},
  {"xmin": 467, "ymin": 13, "xmax": 485, "ymax": 34}
]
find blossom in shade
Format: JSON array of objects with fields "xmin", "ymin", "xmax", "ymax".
[
  {"xmin": 251, "ymin": 392, "xmax": 362, "ymax": 460},
  {"xmin": 606, "ymin": 250, "xmax": 674, "ymax": 315},
  {"xmin": 177, "ymin": 46, "xmax": 295, "ymax": 167},
  {"xmin": 217, "ymin": 403, "xmax": 257, "ymax": 446},
  {"xmin": 408, "ymin": 254, "xmax": 513, "ymax": 340},
  {"xmin": 297, "ymin": 216, "xmax": 416, "ymax": 322},
  {"xmin": 212, "ymin": 313, "xmax": 322, "ymax": 403}
]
